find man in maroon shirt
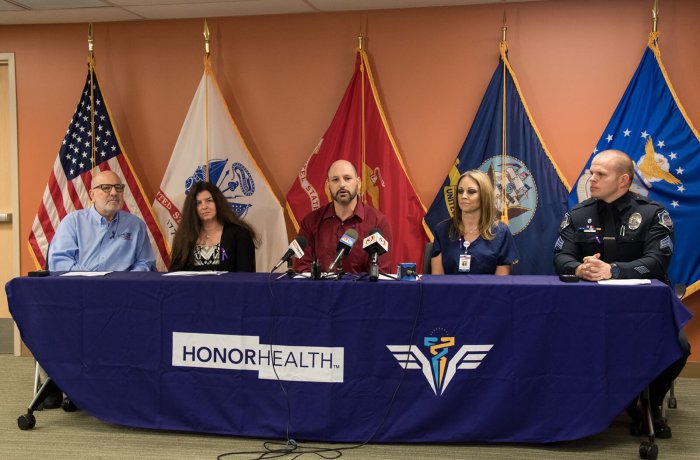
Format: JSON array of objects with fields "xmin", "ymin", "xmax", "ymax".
[{"xmin": 295, "ymin": 160, "xmax": 393, "ymax": 273}]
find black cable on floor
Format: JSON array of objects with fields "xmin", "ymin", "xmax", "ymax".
[{"xmin": 218, "ymin": 276, "xmax": 425, "ymax": 459}]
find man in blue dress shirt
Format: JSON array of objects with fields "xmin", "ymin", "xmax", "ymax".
[
  {"xmin": 48, "ymin": 170, "xmax": 155, "ymax": 272},
  {"xmin": 41, "ymin": 170, "xmax": 154, "ymax": 410}
]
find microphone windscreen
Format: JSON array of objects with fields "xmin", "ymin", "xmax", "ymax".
[
  {"xmin": 295, "ymin": 235, "xmax": 308, "ymax": 249},
  {"xmin": 337, "ymin": 228, "xmax": 359, "ymax": 251}
]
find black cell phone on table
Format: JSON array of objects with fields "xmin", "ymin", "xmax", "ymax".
[{"xmin": 559, "ymin": 274, "xmax": 579, "ymax": 283}]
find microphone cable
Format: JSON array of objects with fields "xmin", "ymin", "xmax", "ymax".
[
  {"xmin": 218, "ymin": 273, "xmax": 426, "ymax": 459},
  {"xmin": 217, "ymin": 271, "xmax": 295, "ymax": 460}
]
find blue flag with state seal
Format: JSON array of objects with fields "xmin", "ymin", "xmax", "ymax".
[
  {"xmin": 569, "ymin": 36, "xmax": 700, "ymax": 296},
  {"xmin": 425, "ymin": 42, "xmax": 570, "ymax": 275}
]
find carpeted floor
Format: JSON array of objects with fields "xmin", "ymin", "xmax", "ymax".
[{"xmin": 1, "ymin": 354, "xmax": 698, "ymax": 459}]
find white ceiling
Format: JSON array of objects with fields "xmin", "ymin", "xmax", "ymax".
[{"xmin": 0, "ymin": 0, "xmax": 544, "ymax": 25}]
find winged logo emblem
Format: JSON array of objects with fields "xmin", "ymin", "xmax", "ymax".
[{"xmin": 387, "ymin": 340, "xmax": 493, "ymax": 396}]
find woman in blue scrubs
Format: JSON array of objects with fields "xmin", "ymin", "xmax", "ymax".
[{"xmin": 431, "ymin": 170, "xmax": 519, "ymax": 275}]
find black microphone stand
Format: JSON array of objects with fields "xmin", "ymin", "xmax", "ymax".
[
  {"xmin": 285, "ymin": 259, "xmax": 296, "ymax": 278},
  {"xmin": 273, "ymin": 258, "xmax": 298, "ymax": 280},
  {"xmin": 336, "ymin": 258, "xmax": 343, "ymax": 280},
  {"xmin": 310, "ymin": 259, "xmax": 322, "ymax": 280},
  {"xmin": 334, "ymin": 257, "xmax": 363, "ymax": 281},
  {"xmin": 369, "ymin": 252, "xmax": 379, "ymax": 282}
]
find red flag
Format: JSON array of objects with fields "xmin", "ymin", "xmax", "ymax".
[
  {"xmin": 286, "ymin": 49, "xmax": 430, "ymax": 270},
  {"xmin": 28, "ymin": 65, "xmax": 169, "ymax": 271}
]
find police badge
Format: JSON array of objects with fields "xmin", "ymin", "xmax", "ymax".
[{"xmin": 628, "ymin": 212, "xmax": 642, "ymax": 230}]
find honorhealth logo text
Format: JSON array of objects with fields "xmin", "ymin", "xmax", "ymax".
[
  {"xmin": 172, "ymin": 332, "xmax": 344, "ymax": 383},
  {"xmin": 387, "ymin": 336, "xmax": 493, "ymax": 396}
]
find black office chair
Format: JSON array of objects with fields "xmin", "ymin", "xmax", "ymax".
[
  {"xmin": 633, "ymin": 283, "xmax": 689, "ymax": 459},
  {"xmin": 17, "ymin": 249, "xmax": 77, "ymax": 430},
  {"xmin": 422, "ymin": 242, "xmax": 433, "ymax": 274},
  {"xmin": 666, "ymin": 284, "xmax": 688, "ymax": 410}
]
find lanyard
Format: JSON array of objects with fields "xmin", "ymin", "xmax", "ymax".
[{"xmin": 461, "ymin": 237, "xmax": 470, "ymax": 255}]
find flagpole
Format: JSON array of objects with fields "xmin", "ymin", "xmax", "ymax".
[
  {"xmin": 88, "ymin": 23, "xmax": 96, "ymax": 173},
  {"xmin": 358, "ymin": 35, "xmax": 367, "ymax": 204},
  {"xmin": 648, "ymin": 0, "xmax": 661, "ymax": 55},
  {"xmin": 203, "ymin": 20, "xmax": 211, "ymax": 182},
  {"xmin": 499, "ymin": 13, "xmax": 509, "ymax": 224}
]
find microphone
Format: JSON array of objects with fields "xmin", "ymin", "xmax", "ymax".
[
  {"xmin": 327, "ymin": 229, "xmax": 358, "ymax": 273},
  {"xmin": 272, "ymin": 236, "xmax": 308, "ymax": 272},
  {"xmin": 362, "ymin": 228, "xmax": 389, "ymax": 281}
]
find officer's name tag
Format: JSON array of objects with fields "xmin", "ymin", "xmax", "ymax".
[{"xmin": 459, "ymin": 254, "xmax": 471, "ymax": 272}]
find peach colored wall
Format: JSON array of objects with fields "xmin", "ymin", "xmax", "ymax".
[{"xmin": 1, "ymin": 0, "xmax": 699, "ymax": 360}]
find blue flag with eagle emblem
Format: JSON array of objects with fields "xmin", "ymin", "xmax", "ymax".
[
  {"xmin": 569, "ymin": 40, "xmax": 700, "ymax": 296},
  {"xmin": 425, "ymin": 46, "xmax": 570, "ymax": 275}
]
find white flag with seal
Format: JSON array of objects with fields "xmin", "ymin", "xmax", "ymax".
[{"xmin": 153, "ymin": 67, "xmax": 288, "ymax": 272}]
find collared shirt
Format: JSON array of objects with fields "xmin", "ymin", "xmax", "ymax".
[
  {"xmin": 431, "ymin": 219, "xmax": 519, "ymax": 274},
  {"xmin": 295, "ymin": 200, "xmax": 393, "ymax": 273},
  {"xmin": 554, "ymin": 192, "xmax": 673, "ymax": 281},
  {"xmin": 48, "ymin": 207, "xmax": 156, "ymax": 272}
]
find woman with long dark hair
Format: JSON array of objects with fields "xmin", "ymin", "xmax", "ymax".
[{"xmin": 169, "ymin": 181, "xmax": 257, "ymax": 272}]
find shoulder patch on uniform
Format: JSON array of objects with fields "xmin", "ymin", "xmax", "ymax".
[
  {"xmin": 658, "ymin": 210, "xmax": 673, "ymax": 230},
  {"xmin": 554, "ymin": 236, "xmax": 564, "ymax": 251},
  {"xmin": 560, "ymin": 212, "xmax": 571, "ymax": 232},
  {"xmin": 660, "ymin": 235, "xmax": 673, "ymax": 252}
]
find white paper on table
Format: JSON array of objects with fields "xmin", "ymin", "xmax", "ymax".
[
  {"xmin": 292, "ymin": 272, "xmax": 419, "ymax": 281},
  {"xmin": 388, "ymin": 273, "xmax": 423, "ymax": 281},
  {"xmin": 60, "ymin": 271, "xmax": 112, "ymax": 277},
  {"xmin": 597, "ymin": 279, "xmax": 652, "ymax": 285},
  {"xmin": 162, "ymin": 271, "xmax": 227, "ymax": 276}
]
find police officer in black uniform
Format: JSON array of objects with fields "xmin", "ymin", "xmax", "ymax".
[{"xmin": 554, "ymin": 149, "xmax": 689, "ymax": 438}]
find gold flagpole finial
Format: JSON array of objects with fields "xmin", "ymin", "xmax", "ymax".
[
  {"xmin": 501, "ymin": 10, "xmax": 507, "ymax": 43},
  {"xmin": 652, "ymin": 0, "xmax": 659, "ymax": 33},
  {"xmin": 87, "ymin": 23, "xmax": 94, "ymax": 59},
  {"xmin": 358, "ymin": 13, "xmax": 368, "ymax": 50},
  {"xmin": 204, "ymin": 19, "xmax": 210, "ymax": 57}
]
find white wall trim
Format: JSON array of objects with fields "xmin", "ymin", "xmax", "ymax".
[{"xmin": 0, "ymin": 53, "xmax": 21, "ymax": 356}]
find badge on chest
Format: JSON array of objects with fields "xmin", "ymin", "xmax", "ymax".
[{"xmin": 459, "ymin": 239, "xmax": 471, "ymax": 272}]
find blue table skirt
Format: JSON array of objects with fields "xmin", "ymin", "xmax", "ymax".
[{"xmin": 6, "ymin": 273, "xmax": 691, "ymax": 443}]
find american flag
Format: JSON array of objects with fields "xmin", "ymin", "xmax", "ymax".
[{"xmin": 28, "ymin": 67, "xmax": 169, "ymax": 271}]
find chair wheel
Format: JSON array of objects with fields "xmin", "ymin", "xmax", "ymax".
[
  {"xmin": 667, "ymin": 397, "xmax": 677, "ymax": 409},
  {"xmin": 62, "ymin": 398, "xmax": 78, "ymax": 412},
  {"xmin": 17, "ymin": 413, "xmax": 36, "ymax": 430},
  {"xmin": 639, "ymin": 441, "xmax": 658, "ymax": 460}
]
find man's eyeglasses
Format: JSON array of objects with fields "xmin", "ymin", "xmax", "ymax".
[{"xmin": 93, "ymin": 184, "xmax": 125, "ymax": 193}]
